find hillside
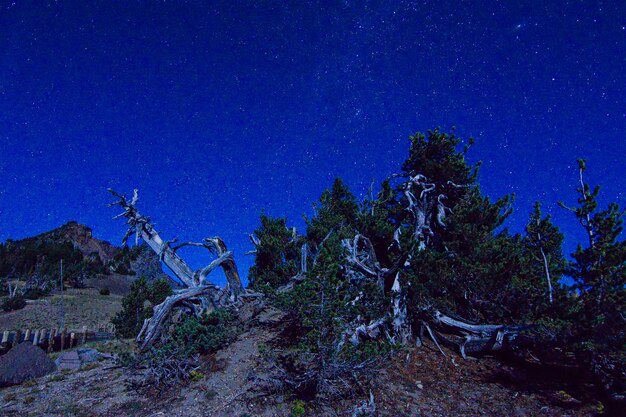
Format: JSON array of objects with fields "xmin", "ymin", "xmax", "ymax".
[
  {"xmin": 0, "ymin": 288, "xmax": 123, "ymax": 331},
  {"xmin": 0, "ymin": 304, "xmax": 604, "ymax": 416},
  {"xmin": 0, "ymin": 223, "xmax": 176, "ymax": 332},
  {"xmin": 0, "ymin": 133, "xmax": 623, "ymax": 416},
  {"xmin": 0, "ymin": 221, "xmax": 174, "ymax": 289}
]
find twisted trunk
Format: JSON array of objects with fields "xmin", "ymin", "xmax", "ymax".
[{"xmin": 109, "ymin": 189, "xmax": 246, "ymax": 350}]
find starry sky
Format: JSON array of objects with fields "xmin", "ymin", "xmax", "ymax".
[{"xmin": 1, "ymin": 1, "xmax": 624, "ymax": 285}]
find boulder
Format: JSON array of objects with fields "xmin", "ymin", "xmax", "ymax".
[{"xmin": 0, "ymin": 343, "xmax": 56, "ymax": 387}]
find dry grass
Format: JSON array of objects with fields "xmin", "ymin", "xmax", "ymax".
[{"xmin": 0, "ymin": 287, "xmax": 123, "ymax": 331}]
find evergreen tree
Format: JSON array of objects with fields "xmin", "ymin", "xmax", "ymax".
[
  {"xmin": 515, "ymin": 202, "xmax": 570, "ymax": 323},
  {"xmin": 149, "ymin": 277, "xmax": 173, "ymax": 305},
  {"xmin": 399, "ymin": 130, "xmax": 518, "ymax": 322},
  {"xmin": 561, "ymin": 159, "xmax": 626, "ymax": 354},
  {"xmin": 112, "ymin": 276, "xmax": 153, "ymax": 338},
  {"xmin": 306, "ymin": 178, "xmax": 359, "ymax": 245},
  {"xmin": 356, "ymin": 179, "xmax": 397, "ymax": 267},
  {"xmin": 248, "ymin": 214, "xmax": 301, "ymax": 291}
]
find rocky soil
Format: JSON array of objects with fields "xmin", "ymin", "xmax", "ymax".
[{"xmin": 0, "ymin": 307, "xmax": 605, "ymax": 417}]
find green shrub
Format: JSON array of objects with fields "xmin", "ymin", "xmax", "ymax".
[
  {"xmin": 165, "ymin": 309, "xmax": 235, "ymax": 357},
  {"xmin": 112, "ymin": 276, "xmax": 174, "ymax": 337},
  {"xmin": 119, "ymin": 308, "xmax": 237, "ymax": 388},
  {"xmin": 22, "ymin": 286, "xmax": 50, "ymax": 300},
  {"xmin": 149, "ymin": 278, "xmax": 172, "ymax": 304},
  {"xmin": 111, "ymin": 277, "xmax": 152, "ymax": 337},
  {"xmin": 1, "ymin": 293, "xmax": 26, "ymax": 312},
  {"xmin": 291, "ymin": 399, "xmax": 306, "ymax": 416},
  {"xmin": 99, "ymin": 287, "xmax": 110, "ymax": 296}
]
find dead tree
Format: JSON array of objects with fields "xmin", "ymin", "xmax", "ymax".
[{"xmin": 109, "ymin": 188, "xmax": 250, "ymax": 350}]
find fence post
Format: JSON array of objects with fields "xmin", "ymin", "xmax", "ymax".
[
  {"xmin": 81, "ymin": 326, "xmax": 87, "ymax": 345},
  {"xmin": 60, "ymin": 329, "xmax": 66, "ymax": 351},
  {"xmin": 48, "ymin": 329, "xmax": 55, "ymax": 353},
  {"xmin": 1, "ymin": 331, "xmax": 8, "ymax": 347},
  {"xmin": 24, "ymin": 329, "xmax": 31, "ymax": 342},
  {"xmin": 32, "ymin": 329, "xmax": 40, "ymax": 346},
  {"xmin": 14, "ymin": 329, "xmax": 21, "ymax": 346},
  {"xmin": 69, "ymin": 332, "xmax": 75, "ymax": 348}
]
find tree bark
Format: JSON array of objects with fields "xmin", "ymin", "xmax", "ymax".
[{"xmin": 109, "ymin": 189, "xmax": 247, "ymax": 349}]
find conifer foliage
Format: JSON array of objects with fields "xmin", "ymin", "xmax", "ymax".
[
  {"xmin": 112, "ymin": 276, "xmax": 173, "ymax": 338},
  {"xmin": 249, "ymin": 129, "xmax": 625, "ymax": 403},
  {"xmin": 560, "ymin": 159, "xmax": 625, "ymax": 394}
]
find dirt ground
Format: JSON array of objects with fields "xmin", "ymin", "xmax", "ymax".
[{"xmin": 0, "ymin": 314, "xmax": 605, "ymax": 417}]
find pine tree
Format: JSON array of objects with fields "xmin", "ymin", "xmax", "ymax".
[
  {"xmin": 306, "ymin": 178, "xmax": 359, "ymax": 245},
  {"xmin": 561, "ymin": 159, "xmax": 626, "ymax": 353},
  {"xmin": 248, "ymin": 214, "xmax": 301, "ymax": 291},
  {"xmin": 399, "ymin": 130, "xmax": 518, "ymax": 322},
  {"xmin": 522, "ymin": 202, "xmax": 566, "ymax": 308},
  {"xmin": 112, "ymin": 276, "xmax": 152, "ymax": 337},
  {"xmin": 149, "ymin": 278, "xmax": 173, "ymax": 305}
]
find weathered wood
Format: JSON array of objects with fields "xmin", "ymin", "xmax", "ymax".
[
  {"xmin": 109, "ymin": 188, "xmax": 251, "ymax": 349},
  {"xmin": 48, "ymin": 329, "xmax": 56, "ymax": 352},
  {"xmin": 108, "ymin": 189, "xmax": 195, "ymax": 287},
  {"xmin": 420, "ymin": 309, "xmax": 526, "ymax": 357},
  {"xmin": 60, "ymin": 329, "xmax": 66, "ymax": 351},
  {"xmin": 136, "ymin": 285, "xmax": 216, "ymax": 350}
]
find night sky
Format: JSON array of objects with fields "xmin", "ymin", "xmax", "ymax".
[{"xmin": 1, "ymin": 1, "xmax": 624, "ymax": 285}]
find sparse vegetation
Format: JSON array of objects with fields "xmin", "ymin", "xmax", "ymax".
[
  {"xmin": 120, "ymin": 308, "xmax": 237, "ymax": 388},
  {"xmin": 22, "ymin": 379, "xmax": 37, "ymax": 387},
  {"xmin": 290, "ymin": 399, "xmax": 306, "ymax": 416},
  {"xmin": 3, "ymin": 393, "xmax": 17, "ymax": 402},
  {"xmin": 0, "ymin": 129, "xmax": 623, "ymax": 414}
]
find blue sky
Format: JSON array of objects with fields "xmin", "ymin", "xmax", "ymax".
[{"xmin": 1, "ymin": 1, "xmax": 624, "ymax": 284}]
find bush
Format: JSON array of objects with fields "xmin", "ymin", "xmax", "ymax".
[
  {"xmin": 165, "ymin": 309, "xmax": 236, "ymax": 356},
  {"xmin": 22, "ymin": 286, "xmax": 49, "ymax": 300},
  {"xmin": 290, "ymin": 399, "xmax": 306, "ymax": 416},
  {"xmin": 1, "ymin": 293, "xmax": 26, "ymax": 312},
  {"xmin": 120, "ymin": 308, "xmax": 237, "ymax": 388},
  {"xmin": 149, "ymin": 278, "xmax": 172, "ymax": 305},
  {"xmin": 99, "ymin": 287, "xmax": 110, "ymax": 296},
  {"xmin": 111, "ymin": 277, "xmax": 152, "ymax": 337}
]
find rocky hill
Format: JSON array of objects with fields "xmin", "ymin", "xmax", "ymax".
[
  {"xmin": 42, "ymin": 221, "xmax": 119, "ymax": 262},
  {"xmin": 0, "ymin": 221, "xmax": 175, "ymax": 291}
]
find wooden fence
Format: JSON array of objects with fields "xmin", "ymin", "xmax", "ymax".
[{"xmin": 0, "ymin": 323, "xmax": 115, "ymax": 355}]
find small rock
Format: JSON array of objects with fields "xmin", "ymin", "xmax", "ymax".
[
  {"xmin": 77, "ymin": 348, "xmax": 101, "ymax": 363},
  {"xmin": 416, "ymin": 380, "xmax": 424, "ymax": 390},
  {"xmin": 258, "ymin": 307, "xmax": 285, "ymax": 324},
  {"xmin": 56, "ymin": 351, "xmax": 82, "ymax": 370}
]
